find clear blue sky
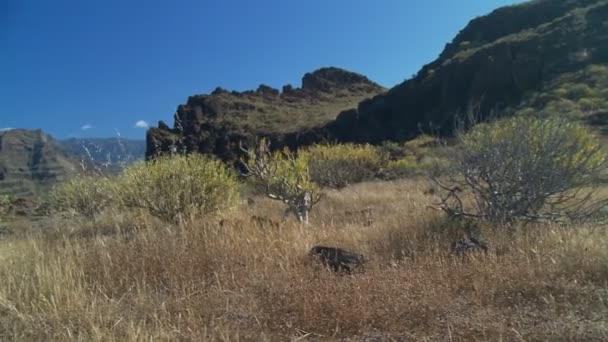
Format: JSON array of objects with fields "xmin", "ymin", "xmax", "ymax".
[{"xmin": 1, "ymin": 0, "xmax": 523, "ymax": 139}]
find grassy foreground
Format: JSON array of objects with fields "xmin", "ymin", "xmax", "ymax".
[{"xmin": 1, "ymin": 179, "xmax": 607, "ymax": 341}]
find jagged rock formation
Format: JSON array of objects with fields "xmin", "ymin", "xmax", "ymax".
[
  {"xmin": 146, "ymin": 67, "xmax": 384, "ymax": 161},
  {"xmin": 0, "ymin": 129, "xmax": 79, "ymax": 197},
  {"xmin": 148, "ymin": 0, "xmax": 608, "ymax": 160}
]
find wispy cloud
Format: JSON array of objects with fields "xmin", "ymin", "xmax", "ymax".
[
  {"xmin": 80, "ymin": 124, "xmax": 94, "ymax": 131},
  {"xmin": 0, "ymin": 127, "xmax": 13, "ymax": 131},
  {"xmin": 134, "ymin": 120, "xmax": 149, "ymax": 129}
]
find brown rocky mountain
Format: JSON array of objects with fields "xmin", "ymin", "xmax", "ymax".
[
  {"xmin": 147, "ymin": 0, "xmax": 608, "ymax": 161},
  {"xmin": 0, "ymin": 129, "xmax": 79, "ymax": 197},
  {"xmin": 146, "ymin": 67, "xmax": 384, "ymax": 161}
]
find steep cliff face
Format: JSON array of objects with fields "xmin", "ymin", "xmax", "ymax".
[
  {"xmin": 148, "ymin": 0, "xmax": 608, "ymax": 160},
  {"xmin": 146, "ymin": 67, "xmax": 384, "ymax": 160},
  {"xmin": 325, "ymin": 0, "xmax": 608, "ymax": 142},
  {"xmin": 0, "ymin": 130, "xmax": 78, "ymax": 196}
]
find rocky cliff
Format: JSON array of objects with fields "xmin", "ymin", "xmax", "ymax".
[
  {"xmin": 146, "ymin": 67, "xmax": 384, "ymax": 161},
  {"xmin": 148, "ymin": 0, "xmax": 608, "ymax": 160}
]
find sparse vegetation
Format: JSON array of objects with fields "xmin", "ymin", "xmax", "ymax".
[
  {"xmin": 3, "ymin": 0, "xmax": 608, "ymax": 340},
  {"xmin": 1, "ymin": 180, "xmax": 608, "ymax": 340}
]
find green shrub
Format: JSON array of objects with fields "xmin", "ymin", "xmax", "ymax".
[
  {"xmin": 566, "ymin": 84, "xmax": 594, "ymax": 101},
  {"xmin": 0, "ymin": 194, "xmax": 11, "ymax": 208},
  {"xmin": 385, "ymin": 155, "xmax": 450, "ymax": 178},
  {"xmin": 116, "ymin": 154, "xmax": 239, "ymax": 222},
  {"xmin": 301, "ymin": 144, "xmax": 387, "ymax": 189},
  {"xmin": 578, "ymin": 98, "xmax": 601, "ymax": 112},
  {"xmin": 50, "ymin": 176, "xmax": 116, "ymax": 218}
]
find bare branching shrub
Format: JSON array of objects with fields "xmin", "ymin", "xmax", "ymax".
[
  {"xmin": 240, "ymin": 139, "xmax": 321, "ymax": 224},
  {"xmin": 434, "ymin": 116, "xmax": 607, "ymax": 225},
  {"xmin": 50, "ymin": 176, "xmax": 115, "ymax": 218},
  {"xmin": 116, "ymin": 154, "xmax": 239, "ymax": 222},
  {"xmin": 300, "ymin": 144, "xmax": 387, "ymax": 189}
]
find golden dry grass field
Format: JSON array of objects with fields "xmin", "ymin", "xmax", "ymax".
[{"xmin": 1, "ymin": 179, "xmax": 607, "ymax": 341}]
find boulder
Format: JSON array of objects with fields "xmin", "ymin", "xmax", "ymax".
[
  {"xmin": 450, "ymin": 237, "xmax": 489, "ymax": 256},
  {"xmin": 309, "ymin": 246, "xmax": 366, "ymax": 273}
]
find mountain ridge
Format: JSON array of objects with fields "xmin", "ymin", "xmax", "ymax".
[
  {"xmin": 146, "ymin": 67, "xmax": 385, "ymax": 160},
  {"xmin": 0, "ymin": 130, "xmax": 146, "ymax": 196},
  {"xmin": 146, "ymin": 0, "xmax": 608, "ymax": 160}
]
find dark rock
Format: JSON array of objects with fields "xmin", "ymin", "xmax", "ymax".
[
  {"xmin": 256, "ymin": 84, "xmax": 279, "ymax": 97},
  {"xmin": 158, "ymin": 120, "xmax": 170, "ymax": 130},
  {"xmin": 212, "ymin": 87, "xmax": 228, "ymax": 95},
  {"xmin": 302, "ymin": 67, "xmax": 379, "ymax": 93},
  {"xmin": 282, "ymin": 84, "xmax": 294, "ymax": 94},
  {"xmin": 309, "ymin": 246, "xmax": 366, "ymax": 273},
  {"xmin": 450, "ymin": 237, "xmax": 489, "ymax": 256}
]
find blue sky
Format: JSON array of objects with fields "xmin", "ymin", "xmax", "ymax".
[{"xmin": 1, "ymin": 0, "xmax": 523, "ymax": 139}]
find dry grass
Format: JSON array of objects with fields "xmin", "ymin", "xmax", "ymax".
[{"xmin": 1, "ymin": 179, "xmax": 607, "ymax": 341}]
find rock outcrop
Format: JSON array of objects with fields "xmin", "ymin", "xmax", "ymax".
[{"xmin": 146, "ymin": 67, "xmax": 384, "ymax": 161}]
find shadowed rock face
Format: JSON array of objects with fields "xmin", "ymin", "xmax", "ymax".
[
  {"xmin": 309, "ymin": 246, "xmax": 367, "ymax": 273},
  {"xmin": 148, "ymin": 0, "xmax": 608, "ymax": 161}
]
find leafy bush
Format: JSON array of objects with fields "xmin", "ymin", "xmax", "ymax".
[
  {"xmin": 116, "ymin": 154, "xmax": 239, "ymax": 222},
  {"xmin": 301, "ymin": 144, "xmax": 387, "ymax": 189},
  {"xmin": 435, "ymin": 116, "xmax": 607, "ymax": 225},
  {"xmin": 0, "ymin": 194, "xmax": 12, "ymax": 208},
  {"xmin": 578, "ymin": 97, "xmax": 602, "ymax": 112},
  {"xmin": 50, "ymin": 176, "xmax": 116, "ymax": 218}
]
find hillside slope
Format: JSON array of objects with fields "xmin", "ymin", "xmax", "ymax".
[
  {"xmin": 147, "ymin": 0, "xmax": 608, "ymax": 160},
  {"xmin": 324, "ymin": 0, "xmax": 608, "ymax": 142},
  {"xmin": 0, "ymin": 130, "xmax": 79, "ymax": 197}
]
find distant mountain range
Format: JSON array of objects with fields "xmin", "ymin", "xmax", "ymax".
[
  {"xmin": 0, "ymin": 129, "xmax": 145, "ymax": 197},
  {"xmin": 60, "ymin": 137, "xmax": 146, "ymax": 167}
]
